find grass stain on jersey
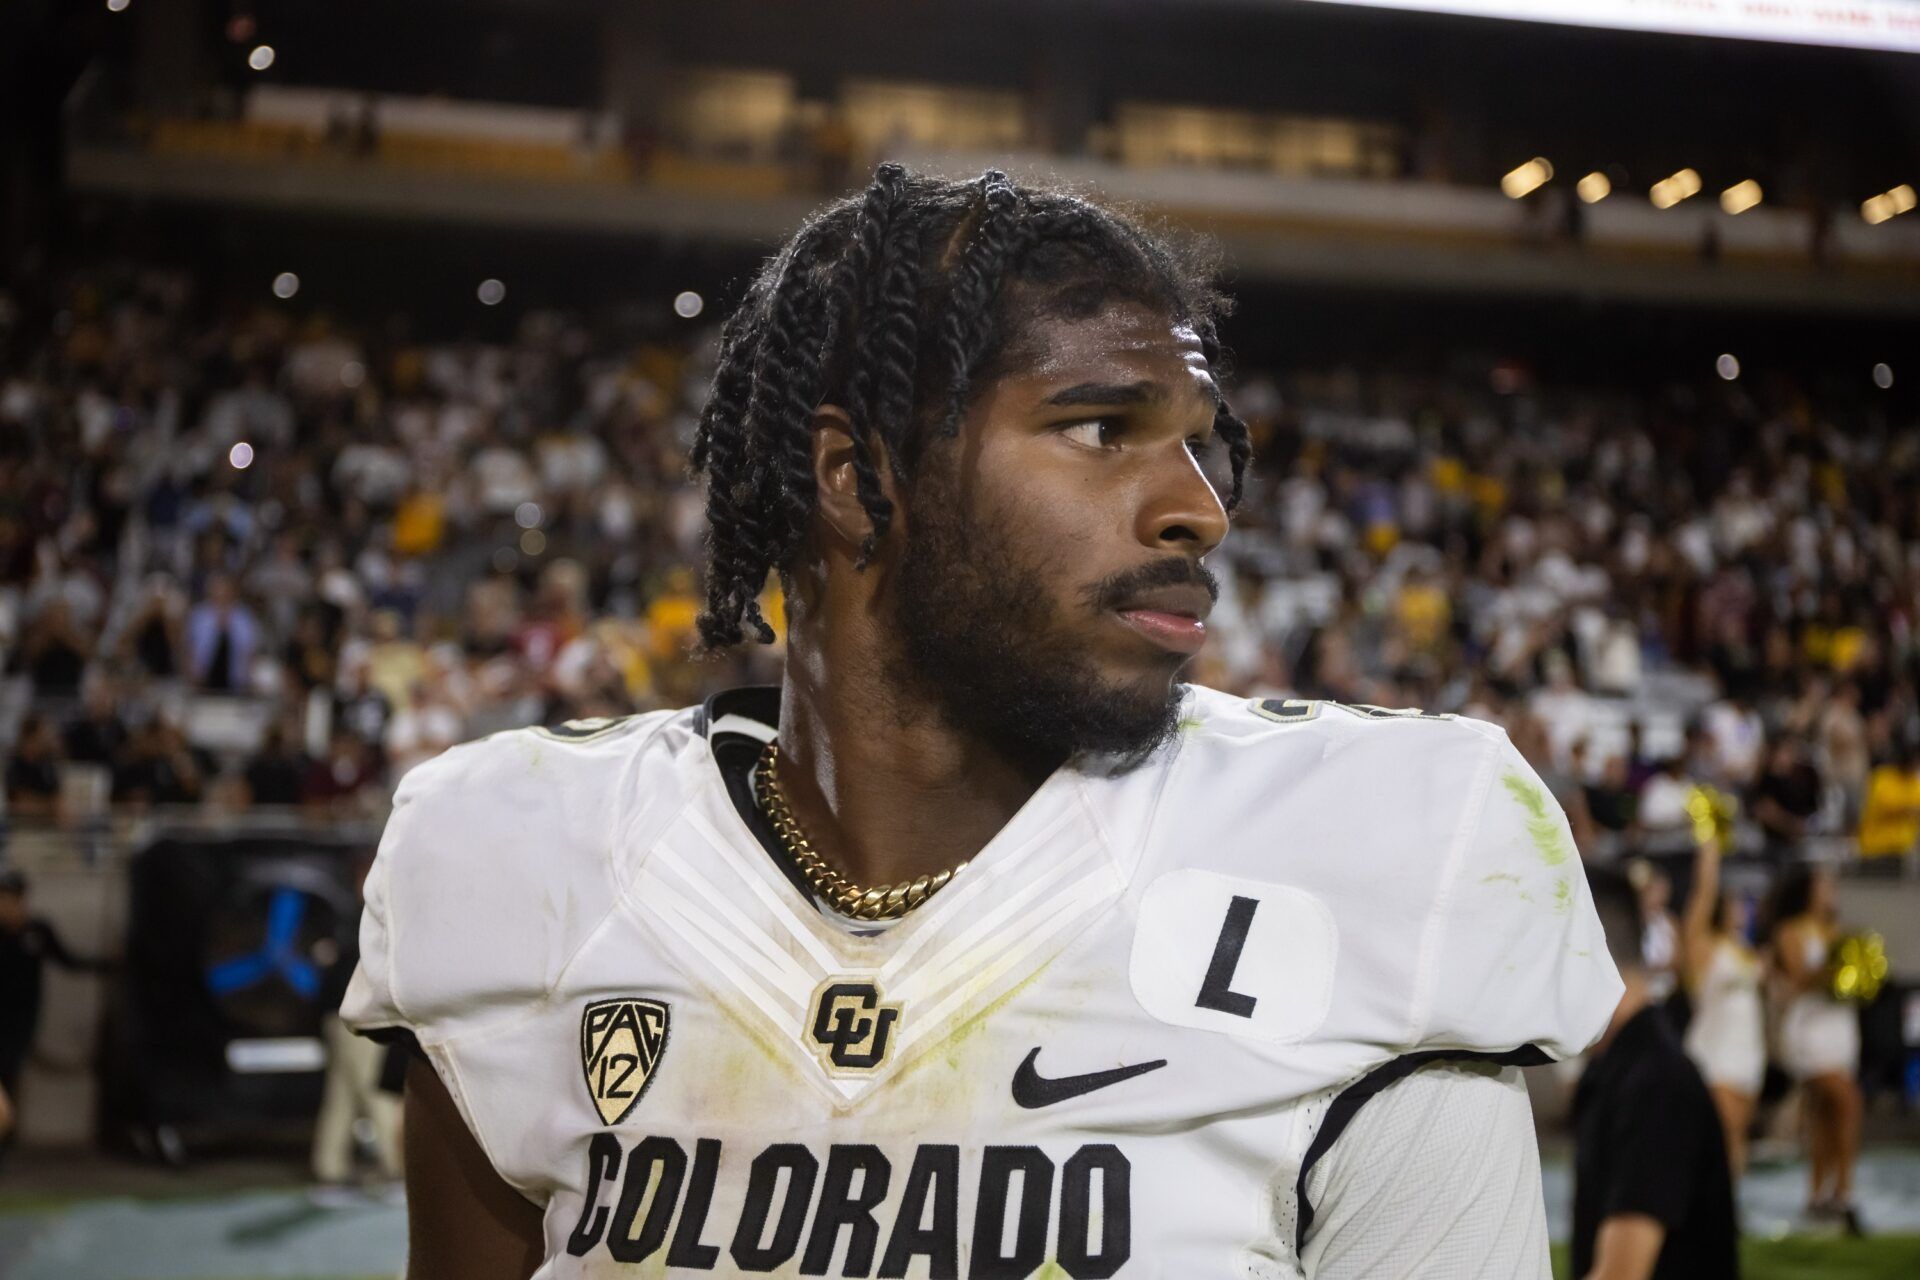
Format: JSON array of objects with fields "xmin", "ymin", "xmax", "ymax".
[
  {"xmin": 1552, "ymin": 876, "xmax": 1573, "ymax": 915},
  {"xmin": 1480, "ymin": 871, "xmax": 1521, "ymax": 886},
  {"xmin": 1501, "ymin": 771, "xmax": 1572, "ymax": 868}
]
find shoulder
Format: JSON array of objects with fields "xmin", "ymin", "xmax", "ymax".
[
  {"xmin": 1162, "ymin": 686, "xmax": 1516, "ymax": 889},
  {"xmin": 1182, "ymin": 684, "xmax": 1507, "ymax": 757},
  {"xmin": 382, "ymin": 709, "xmax": 688, "ymax": 875},
  {"xmin": 1157, "ymin": 686, "xmax": 1620, "ymax": 1060},
  {"xmin": 341, "ymin": 707, "xmax": 691, "ymax": 1043}
]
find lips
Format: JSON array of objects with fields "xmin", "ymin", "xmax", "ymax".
[{"xmin": 1111, "ymin": 583, "xmax": 1213, "ymax": 656}]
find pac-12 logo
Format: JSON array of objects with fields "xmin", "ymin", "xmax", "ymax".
[
  {"xmin": 808, "ymin": 980, "xmax": 899, "ymax": 1073},
  {"xmin": 581, "ymin": 998, "xmax": 669, "ymax": 1125}
]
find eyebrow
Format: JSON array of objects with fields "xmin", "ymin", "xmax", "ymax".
[{"xmin": 1042, "ymin": 380, "xmax": 1168, "ymax": 408}]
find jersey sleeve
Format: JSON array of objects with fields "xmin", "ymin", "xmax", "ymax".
[
  {"xmin": 1415, "ymin": 733, "xmax": 1621, "ymax": 1060},
  {"xmin": 341, "ymin": 725, "xmax": 632, "ymax": 1048},
  {"xmin": 1301, "ymin": 1060, "xmax": 1551, "ymax": 1279}
]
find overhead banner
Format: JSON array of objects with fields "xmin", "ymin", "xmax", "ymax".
[{"xmin": 1294, "ymin": 0, "xmax": 1920, "ymax": 52}]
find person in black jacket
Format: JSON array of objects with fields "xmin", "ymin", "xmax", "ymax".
[{"xmin": 0, "ymin": 869, "xmax": 110, "ymax": 1162}]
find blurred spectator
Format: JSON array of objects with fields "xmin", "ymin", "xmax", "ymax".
[
  {"xmin": 359, "ymin": 609, "xmax": 426, "ymax": 711},
  {"xmin": 4, "ymin": 715, "xmax": 64, "ymax": 821},
  {"xmin": 112, "ymin": 715, "xmax": 209, "ymax": 808},
  {"xmin": 1701, "ymin": 691, "xmax": 1765, "ymax": 788},
  {"xmin": 186, "ymin": 574, "xmax": 261, "ymax": 692},
  {"xmin": 120, "ymin": 575, "xmax": 188, "ymax": 679},
  {"xmin": 1754, "ymin": 738, "xmax": 1822, "ymax": 859},
  {"xmin": 1816, "ymin": 681, "xmax": 1870, "ymax": 821},
  {"xmin": 244, "ymin": 724, "xmax": 311, "ymax": 806},
  {"xmin": 385, "ymin": 680, "xmax": 462, "ymax": 781},
  {"xmin": 1586, "ymin": 753, "xmax": 1639, "ymax": 842},
  {"xmin": 303, "ymin": 733, "xmax": 380, "ymax": 816},
  {"xmin": 1630, "ymin": 860, "xmax": 1681, "ymax": 1001},
  {"xmin": 1855, "ymin": 739, "xmax": 1920, "ymax": 870},
  {"xmin": 61, "ymin": 682, "xmax": 127, "ymax": 767},
  {"xmin": 311, "ymin": 856, "xmax": 400, "ymax": 1192},
  {"xmin": 334, "ymin": 667, "xmax": 393, "ymax": 750},
  {"xmin": 1638, "ymin": 756, "xmax": 1699, "ymax": 854},
  {"xmin": 18, "ymin": 598, "xmax": 91, "ymax": 695},
  {"xmin": 0, "ymin": 870, "xmax": 110, "ymax": 1164}
]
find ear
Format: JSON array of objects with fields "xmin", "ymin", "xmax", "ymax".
[{"xmin": 810, "ymin": 404, "xmax": 902, "ymax": 556}]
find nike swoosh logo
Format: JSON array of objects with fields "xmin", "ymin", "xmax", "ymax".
[{"xmin": 1011, "ymin": 1046, "xmax": 1168, "ymax": 1110}]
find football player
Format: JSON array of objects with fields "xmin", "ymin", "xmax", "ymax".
[{"xmin": 345, "ymin": 165, "xmax": 1621, "ymax": 1278}]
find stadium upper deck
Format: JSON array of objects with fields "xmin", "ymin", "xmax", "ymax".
[{"xmin": 31, "ymin": 0, "xmax": 1920, "ymax": 312}]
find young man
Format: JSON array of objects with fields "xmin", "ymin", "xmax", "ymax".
[
  {"xmin": 344, "ymin": 166, "xmax": 1621, "ymax": 1278},
  {"xmin": 1572, "ymin": 869, "xmax": 1738, "ymax": 1279}
]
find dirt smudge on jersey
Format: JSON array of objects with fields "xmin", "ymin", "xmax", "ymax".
[{"xmin": 677, "ymin": 1018, "xmax": 808, "ymax": 1123}]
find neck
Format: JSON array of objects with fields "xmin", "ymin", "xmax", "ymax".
[{"xmin": 773, "ymin": 616, "xmax": 1058, "ymax": 889}]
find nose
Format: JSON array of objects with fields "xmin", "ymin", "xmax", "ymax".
[{"xmin": 1136, "ymin": 442, "xmax": 1229, "ymax": 557}]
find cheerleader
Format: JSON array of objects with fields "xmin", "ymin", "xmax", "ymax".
[
  {"xmin": 1680, "ymin": 829, "xmax": 1765, "ymax": 1177},
  {"xmin": 1768, "ymin": 865, "xmax": 1863, "ymax": 1231}
]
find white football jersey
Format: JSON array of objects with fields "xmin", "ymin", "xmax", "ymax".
[{"xmin": 343, "ymin": 685, "xmax": 1621, "ymax": 1278}]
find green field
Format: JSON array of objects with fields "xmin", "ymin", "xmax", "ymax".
[{"xmin": 1554, "ymin": 1236, "xmax": 1920, "ymax": 1279}]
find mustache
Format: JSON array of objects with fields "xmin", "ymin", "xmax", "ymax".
[{"xmin": 1086, "ymin": 557, "xmax": 1220, "ymax": 612}]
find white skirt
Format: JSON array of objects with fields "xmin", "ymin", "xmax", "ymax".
[
  {"xmin": 1779, "ymin": 994, "xmax": 1860, "ymax": 1080},
  {"xmin": 1685, "ymin": 992, "xmax": 1766, "ymax": 1095}
]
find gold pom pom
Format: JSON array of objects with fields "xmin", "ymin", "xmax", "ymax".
[{"xmin": 1828, "ymin": 931, "xmax": 1890, "ymax": 1005}]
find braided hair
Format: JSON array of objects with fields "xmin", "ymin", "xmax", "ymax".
[{"xmin": 691, "ymin": 165, "xmax": 1250, "ymax": 650}]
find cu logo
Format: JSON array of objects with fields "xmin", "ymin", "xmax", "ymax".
[{"xmin": 809, "ymin": 980, "xmax": 900, "ymax": 1074}]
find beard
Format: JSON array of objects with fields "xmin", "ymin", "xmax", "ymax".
[{"xmin": 889, "ymin": 476, "xmax": 1192, "ymax": 770}]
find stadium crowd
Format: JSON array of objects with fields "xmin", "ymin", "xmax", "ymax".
[{"xmin": 2, "ymin": 259, "xmax": 1918, "ymax": 875}]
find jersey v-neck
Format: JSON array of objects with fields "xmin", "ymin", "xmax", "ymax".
[
  {"xmin": 698, "ymin": 685, "xmax": 908, "ymax": 936},
  {"xmin": 643, "ymin": 684, "xmax": 1130, "ymax": 1106}
]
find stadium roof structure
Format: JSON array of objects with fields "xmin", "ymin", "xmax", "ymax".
[{"xmin": 1287, "ymin": 0, "xmax": 1920, "ymax": 53}]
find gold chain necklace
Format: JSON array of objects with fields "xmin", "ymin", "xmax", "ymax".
[{"xmin": 753, "ymin": 739, "xmax": 965, "ymax": 921}]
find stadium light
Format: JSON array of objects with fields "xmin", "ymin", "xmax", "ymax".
[
  {"xmin": 106, "ymin": 0, "xmax": 130, "ymax": 12},
  {"xmin": 520, "ymin": 529, "xmax": 547, "ymax": 557},
  {"xmin": 1651, "ymin": 168, "xmax": 1702, "ymax": 210},
  {"xmin": 1874, "ymin": 363, "xmax": 1895, "ymax": 389},
  {"xmin": 1892, "ymin": 184, "xmax": 1918, "ymax": 214},
  {"xmin": 478, "ymin": 278, "xmax": 506, "ymax": 306},
  {"xmin": 247, "ymin": 45, "xmax": 276, "ymax": 72},
  {"xmin": 1863, "ymin": 194, "xmax": 1895, "ymax": 225},
  {"xmin": 1720, "ymin": 180, "xmax": 1762, "ymax": 215},
  {"xmin": 1716, "ymin": 354, "xmax": 1740, "ymax": 381},
  {"xmin": 674, "ymin": 291, "xmax": 705, "ymax": 319},
  {"xmin": 230, "ymin": 442, "xmax": 255, "ymax": 470},
  {"xmin": 1577, "ymin": 172, "xmax": 1611, "ymax": 204},
  {"xmin": 271, "ymin": 271, "xmax": 299, "ymax": 299},
  {"xmin": 1500, "ymin": 158, "xmax": 1553, "ymax": 199},
  {"xmin": 515, "ymin": 502, "xmax": 543, "ymax": 530}
]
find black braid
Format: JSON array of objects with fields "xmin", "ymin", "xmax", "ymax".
[
  {"xmin": 692, "ymin": 165, "xmax": 1249, "ymax": 650},
  {"xmin": 833, "ymin": 164, "xmax": 912, "ymax": 564},
  {"xmin": 934, "ymin": 170, "xmax": 1023, "ymax": 439}
]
